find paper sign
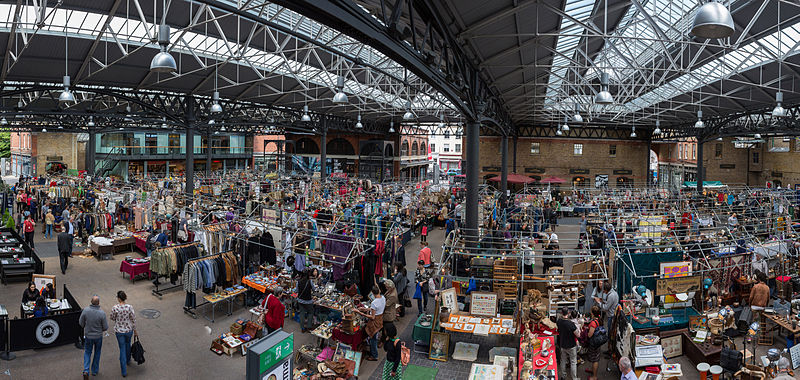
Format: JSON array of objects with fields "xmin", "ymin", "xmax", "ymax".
[{"xmin": 660, "ymin": 261, "xmax": 692, "ymax": 278}]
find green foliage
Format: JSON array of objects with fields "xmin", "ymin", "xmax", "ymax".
[
  {"xmin": 3, "ymin": 210, "xmax": 13, "ymax": 230},
  {"xmin": 0, "ymin": 132, "xmax": 9, "ymax": 159}
]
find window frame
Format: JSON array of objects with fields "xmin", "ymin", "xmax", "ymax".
[
  {"xmin": 609, "ymin": 144, "xmax": 616, "ymax": 157},
  {"xmin": 530, "ymin": 142, "xmax": 540, "ymax": 154},
  {"xmin": 573, "ymin": 143, "xmax": 583, "ymax": 156}
]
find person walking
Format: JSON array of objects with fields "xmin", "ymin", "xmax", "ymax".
[
  {"xmin": 584, "ymin": 306, "xmax": 603, "ymax": 380},
  {"xmin": 382, "ymin": 323, "xmax": 403, "ymax": 380},
  {"xmin": 23, "ymin": 214, "xmax": 35, "ymax": 248},
  {"xmin": 557, "ymin": 307, "xmax": 579, "ymax": 380},
  {"xmin": 295, "ymin": 269, "xmax": 315, "ymax": 333},
  {"xmin": 44, "ymin": 209, "xmax": 54, "ymax": 239},
  {"xmin": 414, "ymin": 260, "xmax": 431, "ymax": 315},
  {"xmin": 420, "ymin": 223, "xmax": 428, "ymax": 242},
  {"xmin": 109, "ymin": 291, "xmax": 137, "ymax": 377},
  {"xmin": 57, "ymin": 222, "xmax": 74, "ymax": 274},
  {"xmin": 79, "ymin": 296, "xmax": 108, "ymax": 379}
]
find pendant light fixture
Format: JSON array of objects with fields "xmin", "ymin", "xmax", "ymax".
[
  {"xmin": 332, "ymin": 59, "xmax": 348, "ymax": 104},
  {"xmin": 301, "ymin": 105, "xmax": 311, "ymax": 122},
  {"xmin": 41, "ymin": 127, "xmax": 47, "ymax": 133},
  {"xmin": 0, "ymin": 117, "xmax": 7, "ymax": 126},
  {"xmin": 160, "ymin": 117, "xmax": 167, "ymax": 129},
  {"xmin": 653, "ymin": 119, "xmax": 661, "ymax": 135},
  {"xmin": 555, "ymin": 128, "xmax": 563, "ymax": 136},
  {"xmin": 208, "ymin": 119, "xmax": 215, "ymax": 125},
  {"xmin": 210, "ymin": 65, "xmax": 222, "ymax": 113},
  {"xmin": 572, "ymin": 104, "xmax": 583, "ymax": 123},
  {"xmin": 595, "ymin": 73, "xmax": 614, "ymax": 105},
  {"xmin": 388, "ymin": 120, "xmax": 395, "ymax": 133},
  {"xmin": 438, "ymin": 114, "xmax": 445, "ymax": 129},
  {"xmin": 403, "ymin": 89, "xmax": 415, "ymax": 120},
  {"xmin": 150, "ymin": 0, "xmax": 177, "ymax": 73},
  {"xmin": 773, "ymin": 2, "xmax": 787, "ymax": 118},
  {"xmin": 59, "ymin": 29, "xmax": 74, "ymax": 104},
  {"xmin": 690, "ymin": 1, "xmax": 734, "ymax": 39},
  {"xmin": 630, "ymin": 126, "xmax": 637, "ymax": 138},
  {"xmin": 694, "ymin": 110, "xmax": 704, "ymax": 128},
  {"xmin": 561, "ymin": 116, "xmax": 570, "ymax": 132},
  {"xmin": 355, "ymin": 113, "xmax": 363, "ymax": 129},
  {"xmin": 754, "ymin": 133, "xmax": 762, "ymax": 139},
  {"xmin": 87, "ymin": 116, "xmax": 95, "ymax": 128}
]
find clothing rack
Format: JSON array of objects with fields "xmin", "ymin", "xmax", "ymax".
[
  {"xmin": 181, "ymin": 251, "xmax": 239, "ymax": 320},
  {"xmin": 151, "ymin": 242, "xmax": 202, "ymax": 298}
]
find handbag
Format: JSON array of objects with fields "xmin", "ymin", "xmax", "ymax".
[
  {"xmin": 403, "ymin": 294, "xmax": 412, "ymax": 308},
  {"xmin": 400, "ymin": 341, "xmax": 410, "ymax": 366},
  {"xmin": 243, "ymin": 321, "xmax": 260, "ymax": 338},
  {"xmin": 720, "ymin": 339, "xmax": 742, "ymax": 373},
  {"xmin": 131, "ymin": 336, "xmax": 145, "ymax": 364},
  {"xmin": 413, "ymin": 283, "xmax": 422, "ymax": 300}
]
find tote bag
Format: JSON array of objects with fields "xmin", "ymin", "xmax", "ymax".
[{"xmin": 413, "ymin": 283, "xmax": 422, "ymax": 299}]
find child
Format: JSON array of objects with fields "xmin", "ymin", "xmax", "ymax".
[{"xmin": 420, "ymin": 223, "xmax": 428, "ymax": 242}]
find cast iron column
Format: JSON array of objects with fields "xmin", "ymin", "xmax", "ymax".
[
  {"xmin": 320, "ymin": 117, "xmax": 327, "ymax": 180},
  {"xmin": 86, "ymin": 130, "xmax": 96, "ymax": 177},
  {"xmin": 206, "ymin": 131, "xmax": 212, "ymax": 175},
  {"xmin": 500, "ymin": 135, "xmax": 508, "ymax": 207},
  {"xmin": 465, "ymin": 121, "xmax": 480, "ymax": 247},
  {"xmin": 512, "ymin": 136, "xmax": 518, "ymax": 173},
  {"xmin": 646, "ymin": 138, "xmax": 651, "ymax": 186},
  {"xmin": 185, "ymin": 98, "xmax": 195, "ymax": 198},
  {"xmin": 696, "ymin": 140, "xmax": 704, "ymax": 193}
]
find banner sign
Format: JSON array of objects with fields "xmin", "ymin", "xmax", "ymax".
[{"xmin": 656, "ymin": 275, "xmax": 702, "ymax": 296}]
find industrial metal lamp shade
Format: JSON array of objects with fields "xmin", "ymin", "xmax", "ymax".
[
  {"xmin": 403, "ymin": 111, "xmax": 415, "ymax": 120},
  {"xmin": 653, "ymin": 120, "xmax": 661, "ymax": 135},
  {"xmin": 555, "ymin": 129, "xmax": 563, "ymax": 136},
  {"xmin": 211, "ymin": 91, "xmax": 223, "ymax": 113},
  {"xmin": 630, "ymin": 128, "xmax": 637, "ymax": 138},
  {"xmin": 562, "ymin": 123, "xmax": 569, "ymax": 132},
  {"xmin": 355, "ymin": 114, "xmax": 363, "ymax": 128},
  {"xmin": 572, "ymin": 113, "xmax": 583, "ymax": 123},
  {"xmin": 694, "ymin": 110, "xmax": 704, "ymax": 128},
  {"xmin": 150, "ymin": 50, "xmax": 177, "ymax": 73},
  {"xmin": 595, "ymin": 72, "xmax": 614, "ymax": 105},
  {"xmin": 691, "ymin": 2, "xmax": 735, "ymax": 39},
  {"xmin": 388, "ymin": 121, "xmax": 395, "ymax": 133},
  {"xmin": 332, "ymin": 76, "xmax": 348, "ymax": 104},
  {"xmin": 41, "ymin": 128, "xmax": 47, "ymax": 133},
  {"xmin": 301, "ymin": 105, "xmax": 311, "ymax": 122},
  {"xmin": 0, "ymin": 117, "xmax": 7, "ymax": 126},
  {"xmin": 754, "ymin": 133, "xmax": 762, "ymax": 139},
  {"xmin": 59, "ymin": 75, "xmax": 75, "ymax": 103},
  {"xmin": 88, "ymin": 118, "xmax": 95, "ymax": 127},
  {"xmin": 773, "ymin": 92, "xmax": 787, "ymax": 117}
]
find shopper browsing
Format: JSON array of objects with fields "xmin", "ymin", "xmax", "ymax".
[
  {"xmin": 618, "ymin": 356, "xmax": 637, "ymax": 380},
  {"xmin": 44, "ymin": 209, "xmax": 54, "ymax": 239},
  {"xmin": 79, "ymin": 296, "xmax": 108, "ymax": 379},
  {"xmin": 414, "ymin": 260, "xmax": 431, "ymax": 315},
  {"xmin": 57, "ymin": 222, "xmax": 74, "ymax": 274},
  {"xmin": 382, "ymin": 323, "xmax": 403, "ymax": 379},
  {"xmin": 557, "ymin": 307, "xmax": 579, "ymax": 380},
  {"xmin": 260, "ymin": 287, "xmax": 285, "ymax": 334},
  {"xmin": 295, "ymin": 269, "xmax": 315, "ymax": 333},
  {"xmin": 23, "ymin": 214, "xmax": 35, "ymax": 248},
  {"xmin": 418, "ymin": 241, "xmax": 432, "ymax": 265},
  {"xmin": 109, "ymin": 291, "xmax": 136, "ymax": 378},
  {"xmin": 355, "ymin": 286, "xmax": 385, "ymax": 361}
]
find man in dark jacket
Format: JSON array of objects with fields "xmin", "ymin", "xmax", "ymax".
[{"xmin": 57, "ymin": 222, "xmax": 74, "ymax": 274}]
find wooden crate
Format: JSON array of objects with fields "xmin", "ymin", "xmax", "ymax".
[
  {"xmin": 495, "ymin": 282, "xmax": 518, "ymax": 300},
  {"xmin": 493, "ymin": 259, "xmax": 517, "ymax": 281}
]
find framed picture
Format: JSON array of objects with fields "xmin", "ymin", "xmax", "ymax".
[
  {"xmin": 689, "ymin": 315, "xmax": 708, "ymax": 332},
  {"xmin": 429, "ymin": 331, "xmax": 450, "ymax": 361},
  {"xmin": 470, "ymin": 292, "xmax": 498, "ymax": 317},
  {"xmin": 32, "ymin": 274, "xmax": 56, "ymax": 296},
  {"xmin": 661, "ymin": 334, "xmax": 683, "ymax": 359},
  {"xmin": 646, "ymin": 307, "xmax": 659, "ymax": 318},
  {"xmin": 441, "ymin": 288, "xmax": 457, "ymax": 312}
]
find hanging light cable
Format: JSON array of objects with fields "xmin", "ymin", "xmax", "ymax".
[
  {"xmin": 59, "ymin": 27, "xmax": 75, "ymax": 104},
  {"xmin": 150, "ymin": 0, "xmax": 177, "ymax": 73},
  {"xmin": 595, "ymin": 0, "xmax": 613, "ymax": 105},
  {"xmin": 773, "ymin": 2, "xmax": 787, "ymax": 118}
]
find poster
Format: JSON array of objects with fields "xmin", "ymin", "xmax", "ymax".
[
  {"xmin": 659, "ymin": 261, "xmax": 692, "ymax": 278},
  {"xmin": 441, "ymin": 288, "xmax": 457, "ymax": 313},
  {"xmin": 470, "ymin": 292, "xmax": 498, "ymax": 317},
  {"xmin": 655, "ymin": 275, "xmax": 702, "ymax": 296}
]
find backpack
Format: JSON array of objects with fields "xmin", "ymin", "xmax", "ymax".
[
  {"xmin": 589, "ymin": 322, "xmax": 608, "ymax": 348},
  {"xmin": 131, "ymin": 336, "xmax": 145, "ymax": 365}
]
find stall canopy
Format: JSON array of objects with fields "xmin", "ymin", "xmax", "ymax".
[
  {"xmin": 540, "ymin": 176, "xmax": 567, "ymax": 184},
  {"xmin": 487, "ymin": 173, "xmax": 536, "ymax": 184},
  {"xmin": 682, "ymin": 181, "xmax": 726, "ymax": 188}
]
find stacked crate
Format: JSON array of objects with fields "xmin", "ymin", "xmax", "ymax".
[
  {"xmin": 470, "ymin": 257, "xmax": 494, "ymax": 292},
  {"xmin": 493, "ymin": 258, "xmax": 519, "ymax": 300}
]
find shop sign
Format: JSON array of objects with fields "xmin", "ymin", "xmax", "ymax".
[
  {"xmin": 613, "ymin": 169, "xmax": 632, "ymax": 175},
  {"xmin": 261, "ymin": 357, "xmax": 291, "ymax": 380},
  {"xmin": 655, "ymin": 275, "xmax": 702, "ymax": 296},
  {"xmin": 524, "ymin": 167, "xmax": 545, "ymax": 173},
  {"xmin": 719, "ymin": 164, "xmax": 735, "ymax": 169},
  {"xmin": 569, "ymin": 169, "xmax": 590, "ymax": 174},
  {"xmin": 260, "ymin": 333, "xmax": 293, "ymax": 373},
  {"xmin": 35, "ymin": 319, "xmax": 60, "ymax": 345},
  {"xmin": 46, "ymin": 156, "xmax": 63, "ymax": 162},
  {"xmin": 482, "ymin": 166, "xmax": 501, "ymax": 172}
]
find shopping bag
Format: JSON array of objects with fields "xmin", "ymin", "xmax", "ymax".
[
  {"xmin": 400, "ymin": 342, "xmax": 410, "ymax": 366},
  {"xmin": 131, "ymin": 336, "xmax": 145, "ymax": 365},
  {"xmin": 413, "ymin": 283, "xmax": 422, "ymax": 300}
]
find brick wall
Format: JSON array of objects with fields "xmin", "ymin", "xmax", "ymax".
[
  {"xmin": 473, "ymin": 137, "xmax": 649, "ymax": 185},
  {"xmin": 33, "ymin": 132, "xmax": 80, "ymax": 176}
]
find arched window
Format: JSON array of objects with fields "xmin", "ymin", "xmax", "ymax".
[
  {"xmin": 400, "ymin": 140, "xmax": 409, "ymax": 156},
  {"xmin": 384, "ymin": 144, "xmax": 394, "ymax": 158},
  {"xmin": 572, "ymin": 176, "xmax": 587, "ymax": 187},
  {"xmin": 326, "ymin": 138, "xmax": 355, "ymax": 155},
  {"xmin": 411, "ymin": 142, "xmax": 419, "ymax": 156},
  {"xmin": 420, "ymin": 142, "xmax": 427, "ymax": 155},
  {"xmin": 294, "ymin": 138, "xmax": 320, "ymax": 154},
  {"xmin": 360, "ymin": 142, "xmax": 382, "ymax": 156}
]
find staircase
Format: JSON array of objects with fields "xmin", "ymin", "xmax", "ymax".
[{"xmin": 94, "ymin": 146, "xmax": 125, "ymax": 178}]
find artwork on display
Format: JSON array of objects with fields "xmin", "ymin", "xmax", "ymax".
[
  {"xmin": 32, "ymin": 274, "xmax": 56, "ymax": 295},
  {"xmin": 689, "ymin": 315, "xmax": 708, "ymax": 332},
  {"xmin": 594, "ymin": 175, "xmax": 609, "ymax": 188},
  {"xmin": 441, "ymin": 288, "xmax": 457, "ymax": 313},
  {"xmin": 429, "ymin": 331, "xmax": 449, "ymax": 361},
  {"xmin": 660, "ymin": 261, "xmax": 692, "ymax": 278},
  {"xmin": 661, "ymin": 334, "xmax": 682, "ymax": 359},
  {"xmin": 655, "ymin": 275, "xmax": 702, "ymax": 296},
  {"xmin": 470, "ymin": 292, "xmax": 498, "ymax": 317}
]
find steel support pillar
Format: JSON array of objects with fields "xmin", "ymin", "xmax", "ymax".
[
  {"xmin": 320, "ymin": 117, "xmax": 327, "ymax": 180},
  {"xmin": 465, "ymin": 121, "xmax": 480, "ymax": 247},
  {"xmin": 646, "ymin": 139, "xmax": 651, "ymax": 186},
  {"xmin": 512, "ymin": 136, "xmax": 518, "ymax": 173},
  {"xmin": 185, "ymin": 98, "xmax": 195, "ymax": 198},
  {"xmin": 86, "ymin": 131, "xmax": 96, "ymax": 177},
  {"xmin": 500, "ymin": 135, "xmax": 508, "ymax": 207},
  {"xmin": 206, "ymin": 132, "xmax": 212, "ymax": 175},
  {"xmin": 696, "ymin": 140, "xmax": 704, "ymax": 193}
]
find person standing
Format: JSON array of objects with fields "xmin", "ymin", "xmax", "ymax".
[
  {"xmin": 23, "ymin": 214, "xmax": 35, "ymax": 248},
  {"xmin": 382, "ymin": 323, "xmax": 403, "ymax": 380},
  {"xmin": 749, "ymin": 272, "xmax": 770, "ymax": 321},
  {"xmin": 44, "ymin": 209, "xmax": 54, "ymax": 239},
  {"xmin": 595, "ymin": 282, "xmax": 618, "ymax": 354},
  {"xmin": 585, "ymin": 306, "xmax": 603, "ymax": 380},
  {"xmin": 260, "ymin": 287, "xmax": 285, "ymax": 334},
  {"xmin": 295, "ymin": 269, "xmax": 315, "ymax": 333},
  {"xmin": 618, "ymin": 357, "xmax": 637, "ymax": 380},
  {"xmin": 557, "ymin": 307, "xmax": 579, "ymax": 380},
  {"xmin": 109, "ymin": 291, "xmax": 136, "ymax": 377},
  {"xmin": 414, "ymin": 260, "xmax": 431, "ymax": 315},
  {"xmin": 420, "ymin": 223, "xmax": 428, "ymax": 242},
  {"xmin": 79, "ymin": 296, "xmax": 108, "ymax": 379},
  {"xmin": 382, "ymin": 279, "xmax": 398, "ymax": 329},
  {"xmin": 417, "ymin": 241, "xmax": 432, "ymax": 265},
  {"xmin": 355, "ymin": 286, "xmax": 385, "ymax": 361},
  {"xmin": 57, "ymin": 222, "xmax": 74, "ymax": 274}
]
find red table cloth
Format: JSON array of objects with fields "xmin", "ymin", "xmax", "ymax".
[
  {"xmin": 120, "ymin": 260, "xmax": 151, "ymax": 282},
  {"xmin": 332, "ymin": 327, "xmax": 365, "ymax": 347}
]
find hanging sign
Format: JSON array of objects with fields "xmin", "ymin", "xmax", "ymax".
[
  {"xmin": 656, "ymin": 275, "xmax": 702, "ymax": 296},
  {"xmin": 659, "ymin": 261, "xmax": 692, "ymax": 278}
]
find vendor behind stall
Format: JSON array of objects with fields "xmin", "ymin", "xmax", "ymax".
[{"xmin": 355, "ymin": 286, "xmax": 384, "ymax": 362}]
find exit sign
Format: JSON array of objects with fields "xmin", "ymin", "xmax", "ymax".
[{"xmin": 260, "ymin": 333, "xmax": 293, "ymax": 373}]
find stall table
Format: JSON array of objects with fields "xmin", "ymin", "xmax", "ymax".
[
  {"xmin": 21, "ymin": 298, "xmax": 71, "ymax": 318},
  {"xmin": 631, "ymin": 307, "xmax": 701, "ymax": 332},
  {"xmin": 193, "ymin": 288, "xmax": 246, "ymax": 323},
  {"xmin": 764, "ymin": 313, "xmax": 800, "ymax": 345},
  {"xmin": 682, "ymin": 330, "xmax": 721, "ymax": 366},
  {"xmin": 518, "ymin": 335, "xmax": 557, "ymax": 380},
  {"xmin": 332, "ymin": 327, "xmax": 365, "ymax": 347},
  {"xmin": 119, "ymin": 260, "xmax": 150, "ymax": 283},
  {"xmin": 90, "ymin": 237, "xmax": 135, "ymax": 260},
  {"xmin": 0, "ymin": 257, "xmax": 34, "ymax": 284},
  {"xmin": 413, "ymin": 314, "xmax": 433, "ymax": 353}
]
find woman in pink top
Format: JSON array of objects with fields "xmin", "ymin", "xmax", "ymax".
[
  {"xmin": 418, "ymin": 241, "xmax": 432, "ymax": 265},
  {"xmin": 109, "ymin": 291, "xmax": 137, "ymax": 377}
]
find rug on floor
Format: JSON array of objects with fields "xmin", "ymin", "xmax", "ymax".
[{"xmin": 401, "ymin": 364, "xmax": 438, "ymax": 380}]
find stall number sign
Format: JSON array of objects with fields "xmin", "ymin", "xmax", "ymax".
[{"xmin": 260, "ymin": 334, "xmax": 293, "ymax": 373}]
